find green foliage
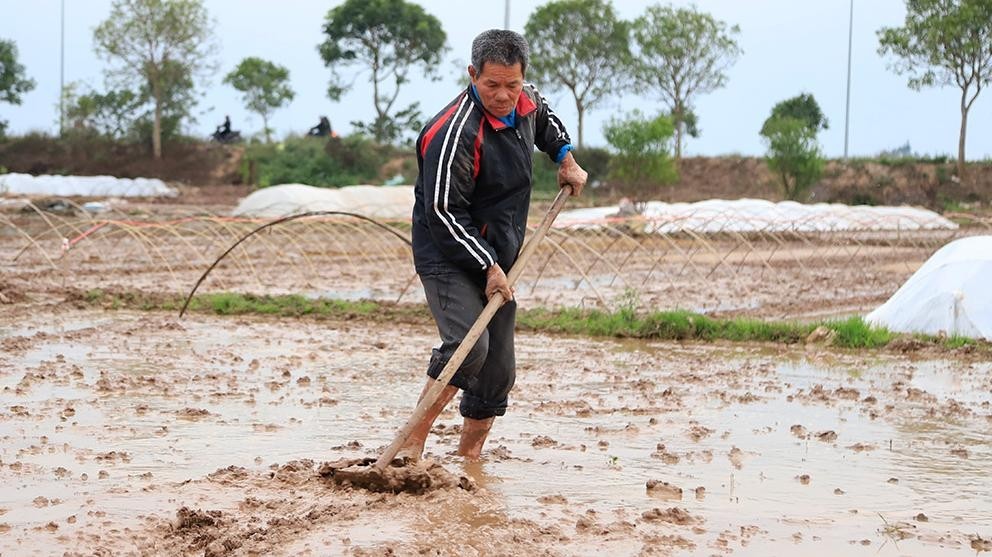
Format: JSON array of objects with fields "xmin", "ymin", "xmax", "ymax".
[
  {"xmin": 761, "ymin": 116, "xmax": 824, "ymax": 201},
  {"xmin": 243, "ymin": 135, "xmax": 394, "ymax": 188},
  {"xmin": 224, "ymin": 57, "xmax": 295, "ymax": 143},
  {"xmin": 318, "ymin": 0, "xmax": 446, "ymax": 144},
  {"xmin": 524, "ymin": 0, "xmax": 632, "ymax": 148},
  {"xmin": 603, "ymin": 110, "xmax": 678, "ymax": 190},
  {"xmin": 62, "ymin": 64, "xmax": 195, "ymax": 146},
  {"xmin": 94, "ymin": 0, "xmax": 218, "ymax": 158},
  {"xmin": 761, "ymin": 93, "xmax": 828, "ymax": 136},
  {"xmin": 349, "ymin": 103, "xmax": 424, "ymax": 148},
  {"xmin": 64, "ymin": 83, "xmax": 141, "ymax": 139},
  {"xmin": 631, "ymin": 4, "xmax": 741, "ymax": 161},
  {"xmin": 531, "ymin": 146, "xmax": 612, "ymax": 196},
  {"xmin": 0, "ymin": 39, "xmax": 36, "ymax": 139},
  {"xmin": 877, "ymin": 0, "xmax": 992, "ymax": 178}
]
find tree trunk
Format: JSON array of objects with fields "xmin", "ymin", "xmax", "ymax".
[
  {"xmin": 576, "ymin": 102, "xmax": 585, "ymax": 150},
  {"xmin": 263, "ymin": 113, "xmax": 271, "ymax": 143},
  {"xmin": 673, "ymin": 101, "xmax": 683, "ymax": 165},
  {"xmin": 152, "ymin": 79, "xmax": 162, "ymax": 160},
  {"xmin": 958, "ymin": 91, "xmax": 969, "ymax": 184}
]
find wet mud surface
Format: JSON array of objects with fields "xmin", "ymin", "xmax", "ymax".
[{"xmin": 2, "ymin": 307, "xmax": 991, "ymax": 555}]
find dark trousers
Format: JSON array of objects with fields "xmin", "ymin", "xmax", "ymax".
[{"xmin": 420, "ymin": 270, "xmax": 516, "ymax": 420}]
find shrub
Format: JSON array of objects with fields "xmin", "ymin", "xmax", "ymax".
[
  {"xmin": 603, "ymin": 110, "xmax": 678, "ymax": 195},
  {"xmin": 243, "ymin": 134, "xmax": 397, "ymax": 188},
  {"xmin": 761, "ymin": 116, "xmax": 824, "ymax": 201}
]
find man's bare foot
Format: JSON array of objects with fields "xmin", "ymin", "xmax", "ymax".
[{"xmin": 457, "ymin": 416, "xmax": 495, "ymax": 460}]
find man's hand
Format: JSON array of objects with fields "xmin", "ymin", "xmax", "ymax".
[
  {"xmin": 558, "ymin": 151, "xmax": 588, "ymax": 197},
  {"xmin": 485, "ymin": 264, "xmax": 513, "ymax": 302}
]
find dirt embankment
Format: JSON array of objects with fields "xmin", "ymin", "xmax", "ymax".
[
  {"xmin": 656, "ymin": 157, "xmax": 991, "ymax": 207},
  {"xmin": 0, "ymin": 135, "xmax": 244, "ymax": 186},
  {"xmin": 3, "ymin": 135, "xmax": 990, "ymax": 207}
]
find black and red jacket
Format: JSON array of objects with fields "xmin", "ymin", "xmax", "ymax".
[{"xmin": 412, "ymin": 84, "xmax": 572, "ymax": 276}]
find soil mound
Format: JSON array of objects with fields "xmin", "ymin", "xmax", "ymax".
[{"xmin": 318, "ymin": 457, "xmax": 476, "ymax": 494}]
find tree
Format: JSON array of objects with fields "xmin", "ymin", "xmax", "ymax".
[
  {"xmin": 94, "ymin": 0, "xmax": 217, "ymax": 159},
  {"xmin": 760, "ymin": 93, "xmax": 828, "ymax": 136},
  {"xmin": 318, "ymin": 0, "xmax": 446, "ymax": 144},
  {"xmin": 631, "ymin": 4, "xmax": 741, "ymax": 163},
  {"xmin": 878, "ymin": 0, "xmax": 992, "ymax": 181},
  {"xmin": 0, "ymin": 38, "xmax": 36, "ymax": 139},
  {"xmin": 762, "ymin": 117, "xmax": 824, "ymax": 201},
  {"xmin": 603, "ymin": 110, "xmax": 677, "ymax": 190},
  {"xmin": 63, "ymin": 61, "xmax": 196, "ymax": 143},
  {"xmin": 524, "ymin": 0, "xmax": 631, "ymax": 149},
  {"xmin": 224, "ymin": 57, "xmax": 295, "ymax": 143},
  {"xmin": 63, "ymin": 83, "xmax": 142, "ymax": 139}
]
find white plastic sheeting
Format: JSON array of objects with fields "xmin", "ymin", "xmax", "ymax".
[
  {"xmin": 0, "ymin": 173, "xmax": 176, "ymax": 197},
  {"xmin": 232, "ymin": 184, "xmax": 414, "ymax": 219},
  {"xmin": 555, "ymin": 198, "xmax": 957, "ymax": 233},
  {"xmin": 866, "ymin": 236, "xmax": 992, "ymax": 340}
]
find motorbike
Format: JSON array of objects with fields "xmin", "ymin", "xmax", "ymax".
[{"xmin": 210, "ymin": 128, "xmax": 242, "ymax": 144}]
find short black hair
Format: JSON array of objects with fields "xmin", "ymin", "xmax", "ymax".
[{"xmin": 471, "ymin": 29, "xmax": 529, "ymax": 76}]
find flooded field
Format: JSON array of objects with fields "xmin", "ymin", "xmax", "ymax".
[{"xmin": 2, "ymin": 306, "xmax": 990, "ymax": 555}]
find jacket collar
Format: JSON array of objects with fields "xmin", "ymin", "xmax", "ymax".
[{"xmin": 467, "ymin": 85, "xmax": 537, "ymax": 130}]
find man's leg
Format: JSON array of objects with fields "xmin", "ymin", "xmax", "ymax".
[
  {"xmin": 457, "ymin": 299, "xmax": 517, "ymax": 460},
  {"xmin": 403, "ymin": 272, "xmax": 489, "ymax": 461},
  {"xmin": 396, "ymin": 380, "xmax": 458, "ymax": 461}
]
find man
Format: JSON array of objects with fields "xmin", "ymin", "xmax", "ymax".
[{"xmin": 400, "ymin": 29, "xmax": 588, "ymax": 461}]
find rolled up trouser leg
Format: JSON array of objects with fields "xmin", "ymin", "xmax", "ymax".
[{"xmin": 420, "ymin": 270, "xmax": 516, "ymax": 419}]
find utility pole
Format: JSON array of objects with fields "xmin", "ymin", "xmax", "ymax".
[
  {"xmin": 504, "ymin": 0, "xmax": 510, "ymax": 29},
  {"xmin": 60, "ymin": 0, "xmax": 65, "ymax": 137},
  {"xmin": 843, "ymin": 0, "xmax": 854, "ymax": 160}
]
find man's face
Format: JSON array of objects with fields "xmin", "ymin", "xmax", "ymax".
[{"xmin": 469, "ymin": 62, "xmax": 524, "ymax": 118}]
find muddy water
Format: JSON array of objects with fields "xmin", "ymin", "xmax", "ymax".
[{"xmin": 1, "ymin": 310, "xmax": 990, "ymax": 555}]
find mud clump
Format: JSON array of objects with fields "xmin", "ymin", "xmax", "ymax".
[
  {"xmin": 531, "ymin": 435, "xmax": 559, "ymax": 448},
  {"xmin": 0, "ymin": 280, "xmax": 28, "ymax": 304},
  {"xmin": 816, "ymin": 430, "xmax": 838, "ymax": 442},
  {"xmin": 175, "ymin": 507, "xmax": 221, "ymax": 530},
  {"xmin": 319, "ymin": 457, "xmax": 476, "ymax": 495},
  {"xmin": 641, "ymin": 507, "xmax": 697, "ymax": 525},
  {"xmin": 646, "ymin": 480, "xmax": 683, "ymax": 500}
]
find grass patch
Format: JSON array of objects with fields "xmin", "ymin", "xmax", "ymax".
[{"xmin": 74, "ymin": 290, "xmax": 986, "ymax": 353}]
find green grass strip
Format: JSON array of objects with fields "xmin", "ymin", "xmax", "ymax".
[{"xmin": 77, "ymin": 289, "xmax": 984, "ymax": 352}]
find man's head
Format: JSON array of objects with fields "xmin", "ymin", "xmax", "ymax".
[{"xmin": 468, "ymin": 30, "xmax": 529, "ymax": 118}]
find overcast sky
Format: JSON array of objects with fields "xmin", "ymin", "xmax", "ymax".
[{"xmin": 2, "ymin": 0, "xmax": 990, "ymax": 159}]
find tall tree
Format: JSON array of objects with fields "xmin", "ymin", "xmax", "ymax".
[
  {"xmin": 0, "ymin": 38, "xmax": 36, "ymax": 138},
  {"xmin": 94, "ymin": 0, "xmax": 217, "ymax": 159},
  {"xmin": 224, "ymin": 57, "xmax": 295, "ymax": 143},
  {"xmin": 878, "ymin": 0, "xmax": 992, "ymax": 181},
  {"xmin": 318, "ymin": 0, "xmax": 446, "ymax": 144},
  {"xmin": 761, "ymin": 93, "xmax": 829, "ymax": 136},
  {"xmin": 631, "ymin": 4, "xmax": 742, "ymax": 163},
  {"xmin": 524, "ymin": 0, "xmax": 631, "ymax": 149}
]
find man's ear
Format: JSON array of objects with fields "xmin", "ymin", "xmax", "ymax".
[{"xmin": 467, "ymin": 64, "xmax": 478, "ymax": 82}]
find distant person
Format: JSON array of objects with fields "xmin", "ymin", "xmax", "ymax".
[
  {"xmin": 308, "ymin": 116, "xmax": 334, "ymax": 137},
  {"xmin": 218, "ymin": 115, "xmax": 232, "ymax": 137},
  {"xmin": 211, "ymin": 115, "xmax": 240, "ymax": 143}
]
